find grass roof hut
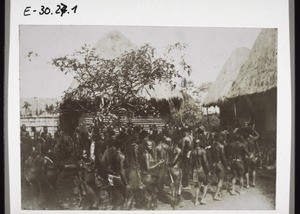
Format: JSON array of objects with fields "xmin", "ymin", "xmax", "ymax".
[
  {"xmin": 59, "ymin": 31, "xmax": 183, "ymax": 133},
  {"xmin": 228, "ymin": 29, "xmax": 277, "ymax": 98},
  {"xmin": 202, "ymin": 47, "xmax": 251, "ymax": 127},
  {"xmin": 227, "ymin": 28, "xmax": 277, "ymax": 143},
  {"xmin": 203, "ymin": 29, "xmax": 277, "ymax": 141}
]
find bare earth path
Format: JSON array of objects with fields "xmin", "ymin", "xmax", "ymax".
[
  {"xmin": 159, "ymin": 169, "xmax": 275, "ymax": 210},
  {"xmin": 22, "ymin": 168, "xmax": 276, "ymax": 210}
]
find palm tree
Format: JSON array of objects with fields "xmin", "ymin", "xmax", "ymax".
[{"xmin": 22, "ymin": 101, "xmax": 31, "ymax": 116}]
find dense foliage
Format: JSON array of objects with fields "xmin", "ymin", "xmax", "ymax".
[
  {"xmin": 171, "ymin": 81, "xmax": 220, "ymax": 130},
  {"xmin": 52, "ymin": 43, "xmax": 191, "ymax": 131}
]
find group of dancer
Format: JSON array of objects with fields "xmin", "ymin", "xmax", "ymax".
[{"xmin": 21, "ymin": 121, "xmax": 261, "ymax": 210}]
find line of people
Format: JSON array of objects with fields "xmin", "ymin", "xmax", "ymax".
[{"xmin": 20, "ymin": 122, "xmax": 262, "ymax": 210}]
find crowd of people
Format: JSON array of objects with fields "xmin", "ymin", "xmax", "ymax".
[{"xmin": 21, "ymin": 121, "xmax": 263, "ymax": 210}]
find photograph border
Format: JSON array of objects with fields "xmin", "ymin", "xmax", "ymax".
[{"xmin": 6, "ymin": 0, "xmax": 292, "ymax": 214}]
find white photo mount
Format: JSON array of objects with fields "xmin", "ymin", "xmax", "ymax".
[{"xmin": 5, "ymin": 0, "xmax": 292, "ymax": 213}]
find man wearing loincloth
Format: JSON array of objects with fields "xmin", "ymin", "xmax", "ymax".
[
  {"xmin": 140, "ymin": 139, "xmax": 165, "ymax": 210},
  {"xmin": 190, "ymin": 139, "xmax": 210, "ymax": 205},
  {"xmin": 245, "ymin": 127, "xmax": 261, "ymax": 188},
  {"xmin": 64, "ymin": 149, "xmax": 98, "ymax": 209},
  {"xmin": 167, "ymin": 139, "xmax": 183, "ymax": 209},
  {"xmin": 211, "ymin": 133, "xmax": 229, "ymax": 200},
  {"xmin": 227, "ymin": 129, "xmax": 250, "ymax": 195}
]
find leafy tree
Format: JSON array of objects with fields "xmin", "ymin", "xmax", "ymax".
[
  {"xmin": 171, "ymin": 81, "xmax": 219, "ymax": 130},
  {"xmin": 52, "ymin": 43, "xmax": 191, "ymax": 133},
  {"xmin": 45, "ymin": 104, "xmax": 55, "ymax": 114}
]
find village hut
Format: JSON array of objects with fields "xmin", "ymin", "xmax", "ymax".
[
  {"xmin": 203, "ymin": 47, "xmax": 251, "ymax": 126},
  {"xmin": 203, "ymin": 28, "xmax": 277, "ymax": 147},
  {"xmin": 60, "ymin": 31, "xmax": 183, "ymax": 133},
  {"xmin": 227, "ymin": 28, "xmax": 277, "ymax": 144}
]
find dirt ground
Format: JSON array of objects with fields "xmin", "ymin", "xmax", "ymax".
[{"xmin": 22, "ymin": 168, "xmax": 276, "ymax": 210}]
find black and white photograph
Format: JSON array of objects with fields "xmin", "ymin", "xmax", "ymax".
[{"xmin": 19, "ymin": 25, "xmax": 277, "ymax": 210}]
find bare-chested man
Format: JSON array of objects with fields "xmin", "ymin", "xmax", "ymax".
[
  {"xmin": 167, "ymin": 139, "xmax": 183, "ymax": 209},
  {"xmin": 21, "ymin": 124, "xmax": 32, "ymax": 163},
  {"xmin": 211, "ymin": 133, "xmax": 229, "ymax": 200},
  {"xmin": 245, "ymin": 127, "xmax": 260, "ymax": 188},
  {"xmin": 64, "ymin": 149, "xmax": 98, "ymax": 209},
  {"xmin": 41, "ymin": 126, "xmax": 53, "ymax": 150},
  {"xmin": 181, "ymin": 127, "xmax": 193, "ymax": 188},
  {"xmin": 109, "ymin": 139, "xmax": 130, "ymax": 209},
  {"xmin": 53, "ymin": 125, "xmax": 61, "ymax": 144},
  {"xmin": 23, "ymin": 146, "xmax": 43, "ymax": 209},
  {"xmin": 190, "ymin": 139, "xmax": 210, "ymax": 205},
  {"xmin": 40, "ymin": 150, "xmax": 61, "ymax": 209},
  {"xmin": 101, "ymin": 140, "xmax": 117, "ymax": 206},
  {"xmin": 227, "ymin": 129, "xmax": 250, "ymax": 195},
  {"xmin": 123, "ymin": 133, "xmax": 143, "ymax": 209},
  {"xmin": 154, "ymin": 134, "xmax": 170, "ymax": 195},
  {"xmin": 149, "ymin": 124, "xmax": 159, "ymax": 148},
  {"xmin": 141, "ymin": 139, "xmax": 165, "ymax": 210}
]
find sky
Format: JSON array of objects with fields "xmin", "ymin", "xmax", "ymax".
[{"xmin": 19, "ymin": 25, "xmax": 261, "ymax": 98}]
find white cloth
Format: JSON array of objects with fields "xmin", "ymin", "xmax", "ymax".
[
  {"xmin": 90, "ymin": 141, "xmax": 95, "ymax": 161},
  {"xmin": 186, "ymin": 150, "xmax": 192, "ymax": 158},
  {"xmin": 107, "ymin": 174, "xmax": 121, "ymax": 187}
]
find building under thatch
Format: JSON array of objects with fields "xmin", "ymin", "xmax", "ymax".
[
  {"xmin": 227, "ymin": 29, "xmax": 277, "ymax": 144},
  {"xmin": 205, "ymin": 29, "xmax": 277, "ymax": 146},
  {"xmin": 228, "ymin": 29, "xmax": 277, "ymax": 98},
  {"xmin": 203, "ymin": 47, "xmax": 250, "ymax": 106},
  {"xmin": 60, "ymin": 31, "xmax": 183, "ymax": 133}
]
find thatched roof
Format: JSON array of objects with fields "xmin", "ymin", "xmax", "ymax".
[
  {"xmin": 67, "ymin": 31, "xmax": 183, "ymax": 102},
  {"xmin": 94, "ymin": 31, "xmax": 138, "ymax": 59},
  {"xmin": 228, "ymin": 29, "xmax": 277, "ymax": 98},
  {"xmin": 67, "ymin": 31, "xmax": 137, "ymax": 92},
  {"xmin": 203, "ymin": 47, "xmax": 251, "ymax": 106}
]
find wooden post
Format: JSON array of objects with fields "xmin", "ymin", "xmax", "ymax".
[{"xmin": 233, "ymin": 103, "xmax": 237, "ymax": 117}]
